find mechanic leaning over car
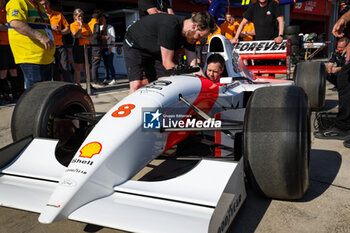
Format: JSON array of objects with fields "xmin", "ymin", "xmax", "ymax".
[
  {"xmin": 315, "ymin": 9, "xmax": 350, "ymax": 149},
  {"xmin": 325, "ymin": 37, "xmax": 349, "ymax": 90},
  {"xmin": 205, "ymin": 54, "xmax": 225, "ymax": 83},
  {"xmin": 123, "ymin": 11, "xmax": 216, "ymax": 93}
]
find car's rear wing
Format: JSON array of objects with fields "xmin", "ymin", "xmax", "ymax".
[{"xmin": 233, "ymin": 39, "xmax": 292, "ymax": 79}]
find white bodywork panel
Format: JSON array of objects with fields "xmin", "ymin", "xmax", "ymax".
[{"xmin": 0, "ymin": 35, "xmax": 296, "ymax": 233}]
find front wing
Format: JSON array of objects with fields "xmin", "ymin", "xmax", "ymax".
[{"xmin": 0, "ymin": 138, "xmax": 246, "ymax": 233}]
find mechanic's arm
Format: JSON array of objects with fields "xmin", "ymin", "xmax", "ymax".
[
  {"xmin": 147, "ymin": 7, "xmax": 160, "ymax": 15},
  {"xmin": 167, "ymin": 8, "xmax": 175, "ymax": 14},
  {"xmin": 332, "ymin": 66, "xmax": 342, "ymax": 73},
  {"xmin": 232, "ymin": 18, "xmax": 248, "ymax": 44},
  {"xmin": 9, "ymin": 20, "xmax": 54, "ymax": 50},
  {"xmin": 333, "ymin": 10, "xmax": 350, "ymax": 37},
  {"xmin": 160, "ymin": 46, "xmax": 176, "ymax": 69},
  {"xmin": 274, "ymin": 16, "xmax": 284, "ymax": 44},
  {"xmin": 185, "ymin": 49, "xmax": 205, "ymax": 76},
  {"xmin": 326, "ymin": 62, "xmax": 334, "ymax": 74}
]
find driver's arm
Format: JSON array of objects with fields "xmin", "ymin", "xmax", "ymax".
[{"xmin": 160, "ymin": 46, "xmax": 176, "ymax": 69}]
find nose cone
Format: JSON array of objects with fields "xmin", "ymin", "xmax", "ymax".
[{"xmin": 39, "ymin": 204, "xmax": 66, "ymax": 224}]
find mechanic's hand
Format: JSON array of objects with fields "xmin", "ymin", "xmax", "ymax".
[
  {"xmin": 231, "ymin": 38, "xmax": 239, "ymax": 44},
  {"xmin": 332, "ymin": 18, "xmax": 347, "ymax": 38},
  {"xmin": 274, "ymin": 36, "xmax": 283, "ymax": 44}
]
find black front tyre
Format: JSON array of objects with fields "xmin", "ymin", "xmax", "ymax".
[
  {"xmin": 11, "ymin": 81, "xmax": 95, "ymax": 141},
  {"xmin": 244, "ymin": 86, "xmax": 310, "ymax": 200}
]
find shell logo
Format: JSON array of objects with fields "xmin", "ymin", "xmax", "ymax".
[{"xmin": 79, "ymin": 142, "xmax": 102, "ymax": 158}]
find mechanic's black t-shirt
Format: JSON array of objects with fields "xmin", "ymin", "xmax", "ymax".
[
  {"xmin": 126, "ymin": 14, "xmax": 195, "ymax": 54},
  {"xmin": 243, "ymin": 0, "xmax": 282, "ymax": 40},
  {"xmin": 138, "ymin": 0, "xmax": 172, "ymax": 17}
]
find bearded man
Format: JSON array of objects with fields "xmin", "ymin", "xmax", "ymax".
[{"xmin": 123, "ymin": 12, "xmax": 216, "ymax": 93}]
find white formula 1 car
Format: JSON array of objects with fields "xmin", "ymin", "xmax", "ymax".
[{"xmin": 0, "ymin": 35, "xmax": 325, "ymax": 233}]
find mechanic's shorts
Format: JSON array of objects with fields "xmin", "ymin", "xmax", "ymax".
[
  {"xmin": 123, "ymin": 42, "xmax": 166, "ymax": 82},
  {"xmin": 0, "ymin": 45, "xmax": 16, "ymax": 70},
  {"xmin": 72, "ymin": 45, "xmax": 91, "ymax": 64}
]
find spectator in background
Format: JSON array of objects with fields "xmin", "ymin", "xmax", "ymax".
[
  {"xmin": 240, "ymin": 21, "xmax": 255, "ymax": 41},
  {"xmin": 232, "ymin": 0, "xmax": 284, "ymax": 44},
  {"xmin": 40, "ymin": 0, "xmax": 71, "ymax": 82},
  {"xmin": 316, "ymin": 10, "xmax": 350, "ymax": 147},
  {"xmin": 70, "ymin": 8, "xmax": 92, "ymax": 86},
  {"xmin": 138, "ymin": 0, "xmax": 174, "ymax": 17},
  {"xmin": 102, "ymin": 13, "xmax": 117, "ymax": 85},
  {"xmin": 206, "ymin": 54, "xmax": 225, "ymax": 83},
  {"xmin": 0, "ymin": 0, "xmax": 19, "ymax": 103},
  {"xmin": 239, "ymin": 21, "xmax": 255, "ymax": 66},
  {"xmin": 90, "ymin": 10, "xmax": 103, "ymax": 85},
  {"xmin": 220, "ymin": 12, "xmax": 239, "ymax": 42},
  {"xmin": 6, "ymin": 0, "xmax": 55, "ymax": 89},
  {"xmin": 326, "ymin": 37, "xmax": 349, "ymax": 90},
  {"xmin": 88, "ymin": 9, "xmax": 101, "ymax": 33}
]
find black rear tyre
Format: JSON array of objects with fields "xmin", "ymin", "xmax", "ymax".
[
  {"xmin": 244, "ymin": 86, "xmax": 310, "ymax": 200},
  {"xmin": 11, "ymin": 81, "xmax": 95, "ymax": 141},
  {"xmin": 285, "ymin": 34, "xmax": 300, "ymax": 46},
  {"xmin": 285, "ymin": 25, "xmax": 300, "ymax": 35},
  {"xmin": 293, "ymin": 61, "xmax": 326, "ymax": 111}
]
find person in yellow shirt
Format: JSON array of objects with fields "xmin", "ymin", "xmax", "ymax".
[
  {"xmin": 40, "ymin": 0, "xmax": 71, "ymax": 82},
  {"xmin": 0, "ymin": 0, "xmax": 20, "ymax": 102},
  {"xmin": 220, "ymin": 12, "xmax": 239, "ymax": 42},
  {"xmin": 6, "ymin": 0, "xmax": 55, "ymax": 88},
  {"xmin": 70, "ymin": 8, "xmax": 92, "ymax": 86}
]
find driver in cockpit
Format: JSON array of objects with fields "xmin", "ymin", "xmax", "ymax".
[{"xmin": 205, "ymin": 54, "xmax": 225, "ymax": 83}]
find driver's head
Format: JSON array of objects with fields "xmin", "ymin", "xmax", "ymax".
[{"xmin": 206, "ymin": 54, "xmax": 225, "ymax": 83}]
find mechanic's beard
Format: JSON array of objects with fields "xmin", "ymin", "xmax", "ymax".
[{"xmin": 186, "ymin": 30, "xmax": 196, "ymax": 44}]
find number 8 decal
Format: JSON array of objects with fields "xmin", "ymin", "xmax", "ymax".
[{"xmin": 112, "ymin": 104, "xmax": 135, "ymax": 117}]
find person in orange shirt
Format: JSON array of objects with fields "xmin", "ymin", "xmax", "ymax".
[
  {"xmin": 220, "ymin": 12, "xmax": 239, "ymax": 42},
  {"xmin": 0, "ymin": 0, "xmax": 20, "ymax": 103},
  {"xmin": 70, "ymin": 8, "xmax": 92, "ymax": 86},
  {"xmin": 40, "ymin": 0, "xmax": 71, "ymax": 82},
  {"xmin": 240, "ymin": 21, "xmax": 255, "ymax": 41},
  {"xmin": 239, "ymin": 21, "xmax": 255, "ymax": 65},
  {"xmin": 88, "ymin": 9, "xmax": 101, "ymax": 33}
]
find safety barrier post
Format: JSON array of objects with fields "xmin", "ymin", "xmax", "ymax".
[{"xmin": 83, "ymin": 44, "xmax": 91, "ymax": 95}]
